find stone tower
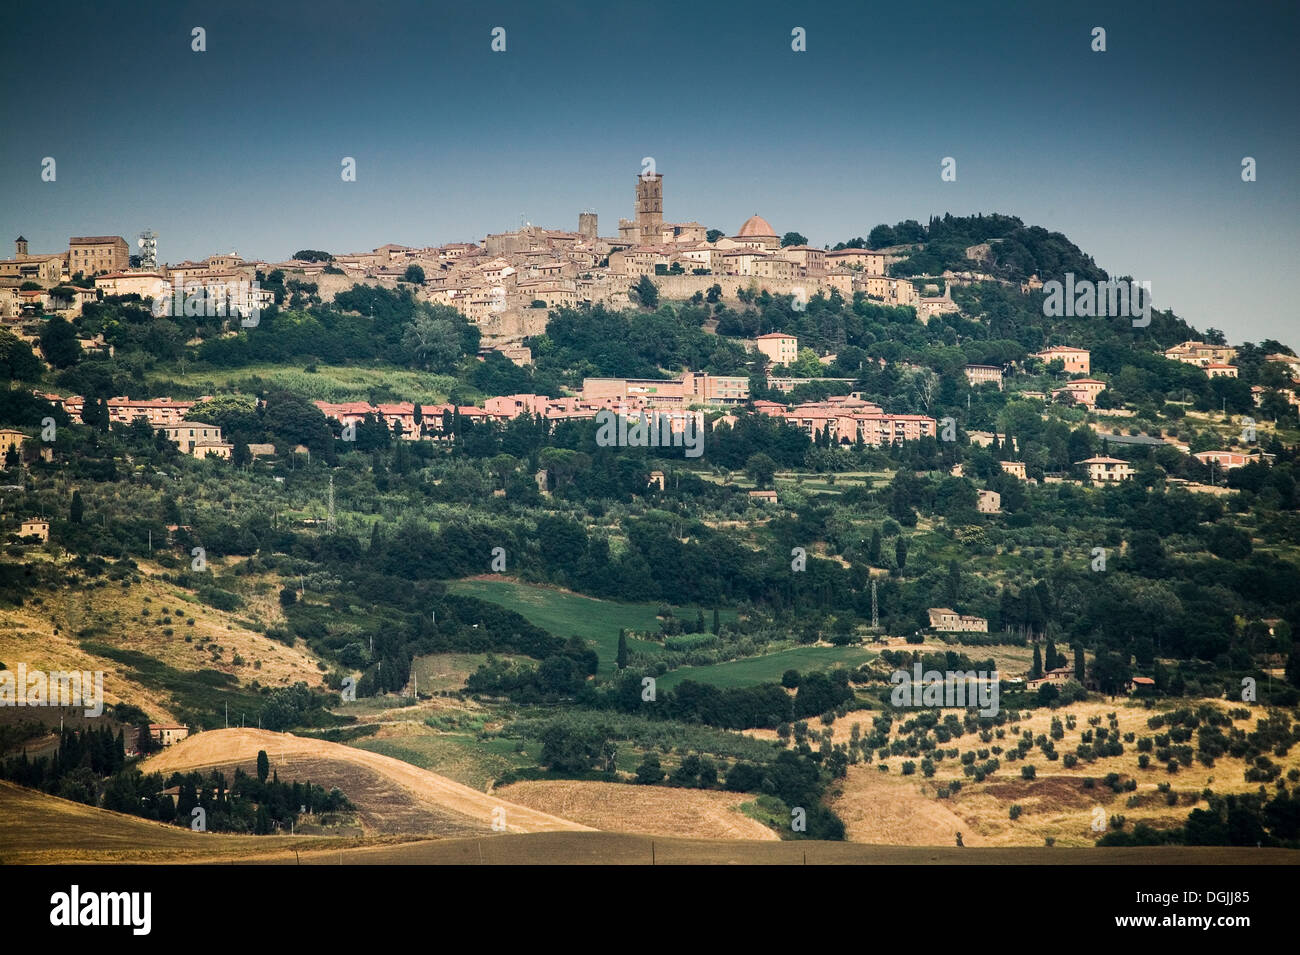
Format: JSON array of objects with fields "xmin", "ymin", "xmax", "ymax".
[
  {"xmin": 578, "ymin": 212, "xmax": 598, "ymax": 240},
  {"xmin": 635, "ymin": 173, "xmax": 663, "ymax": 245},
  {"xmin": 15, "ymin": 236, "xmax": 28, "ymax": 257}
]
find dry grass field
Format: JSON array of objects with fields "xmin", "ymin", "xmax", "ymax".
[
  {"xmin": 804, "ymin": 697, "xmax": 1300, "ymax": 847},
  {"xmin": 496, "ymin": 779, "xmax": 779, "ymax": 841},
  {"xmin": 0, "ymin": 779, "xmax": 346, "ymax": 864},
  {"xmin": 0, "ymin": 556, "xmax": 326, "ymax": 724},
  {"xmin": 6, "ymin": 780, "xmax": 1297, "ymax": 865}
]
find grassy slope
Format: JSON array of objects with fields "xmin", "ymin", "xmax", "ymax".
[
  {"xmin": 147, "ymin": 361, "xmax": 458, "ymax": 404},
  {"xmin": 446, "ymin": 578, "xmax": 734, "ymax": 673},
  {"xmin": 656, "ymin": 645, "xmax": 874, "ymax": 690}
]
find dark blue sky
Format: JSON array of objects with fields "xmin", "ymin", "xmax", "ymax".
[{"xmin": 2, "ymin": 0, "xmax": 1296, "ymax": 342}]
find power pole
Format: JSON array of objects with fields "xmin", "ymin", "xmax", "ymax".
[{"xmin": 871, "ymin": 579, "xmax": 879, "ymax": 630}]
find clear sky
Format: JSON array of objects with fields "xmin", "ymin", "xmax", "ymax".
[{"xmin": 2, "ymin": 0, "xmax": 1296, "ymax": 344}]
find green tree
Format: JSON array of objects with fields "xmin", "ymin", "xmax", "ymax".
[
  {"xmin": 781, "ymin": 232, "xmax": 808, "ymax": 248},
  {"xmin": 263, "ymin": 392, "xmax": 333, "ymax": 457},
  {"xmin": 69, "ymin": 490, "xmax": 83, "ymax": 524},
  {"xmin": 134, "ymin": 721, "xmax": 158, "ymax": 756},
  {"xmin": 81, "ymin": 396, "xmax": 109, "ymax": 431},
  {"xmin": 634, "ymin": 752, "xmax": 664, "ymax": 784},
  {"xmin": 540, "ymin": 721, "xmax": 606, "ymax": 772},
  {"xmin": 895, "ymin": 536, "xmax": 909, "ymax": 570},
  {"xmin": 403, "ymin": 264, "xmax": 425, "ymax": 284},
  {"xmin": 1031, "ymin": 645, "xmax": 1043, "ymax": 680},
  {"xmin": 401, "ymin": 312, "xmax": 462, "ymax": 371},
  {"xmin": 867, "ymin": 225, "xmax": 896, "ymax": 248},
  {"xmin": 745, "ymin": 452, "xmax": 777, "ymax": 489},
  {"xmin": 616, "ymin": 629, "xmax": 628, "ymax": 670},
  {"xmin": 1091, "ymin": 651, "xmax": 1132, "ymax": 696},
  {"xmin": 706, "ymin": 229, "xmax": 724, "ymax": 243},
  {"xmin": 39, "ymin": 316, "xmax": 82, "ymax": 368},
  {"xmin": 0, "ymin": 330, "xmax": 42, "ymax": 381},
  {"xmin": 1286, "ymin": 644, "xmax": 1300, "ymax": 689},
  {"xmin": 633, "ymin": 275, "xmax": 659, "ymax": 309},
  {"xmin": 1074, "ymin": 645, "xmax": 1086, "ymax": 683},
  {"xmin": 257, "ymin": 749, "xmax": 270, "ymax": 783},
  {"xmin": 712, "ymin": 608, "xmax": 720, "ymax": 635}
]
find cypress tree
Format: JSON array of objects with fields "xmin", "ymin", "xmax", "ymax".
[
  {"xmin": 616, "ymin": 629, "xmax": 628, "ymax": 670},
  {"xmin": 136, "ymin": 720, "xmax": 154, "ymax": 756},
  {"xmin": 1031, "ymin": 645, "xmax": 1043, "ymax": 680},
  {"xmin": 712, "ymin": 608, "xmax": 720, "ymax": 635},
  {"xmin": 1074, "ymin": 645, "xmax": 1086, "ymax": 683},
  {"xmin": 999, "ymin": 587, "xmax": 1015, "ymax": 632}
]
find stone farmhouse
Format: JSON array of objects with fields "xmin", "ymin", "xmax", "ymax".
[{"xmin": 927, "ymin": 608, "xmax": 989, "ymax": 633}]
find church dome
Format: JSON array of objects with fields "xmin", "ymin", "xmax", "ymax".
[{"xmin": 736, "ymin": 214, "xmax": 776, "ymax": 237}]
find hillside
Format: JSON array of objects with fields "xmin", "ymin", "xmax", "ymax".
[
  {"xmin": 140, "ymin": 728, "xmax": 589, "ymax": 836},
  {"xmin": 0, "ymin": 778, "xmax": 333, "ymax": 864}
]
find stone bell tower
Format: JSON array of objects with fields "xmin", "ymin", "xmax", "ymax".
[{"xmin": 635, "ymin": 173, "xmax": 663, "ymax": 245}]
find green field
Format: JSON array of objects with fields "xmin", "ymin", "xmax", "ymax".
[
  {"xmin": 410, "ymin": 652, "xmax": 527, "ymax": 693},
  {"xmin": 147, "ymin": 361, "xmax": 459, "ymax": 404},
  {"xmin": 446, "ymin": 578, "xmax": 735, "ymax": 673},
  {"xmin": 351, "ymin": 732, "xmax": 533, "ymax": 792},
  {"xmin": 656, "ymin": 645, "xmax": 874, "ymax": 690}
]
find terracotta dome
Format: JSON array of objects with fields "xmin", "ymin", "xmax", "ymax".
[{"xmin": 736, "ymin": 214, "xmax": 776, "ymax": 237}]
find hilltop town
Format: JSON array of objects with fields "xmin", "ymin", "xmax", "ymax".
[
  {"xmin": 5, "ymin": 172, "xmax": 1297, "ymax": 475},
  {"xmin": 2, "ymin": 174, "xmax": 959, "ymax": 351}
]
